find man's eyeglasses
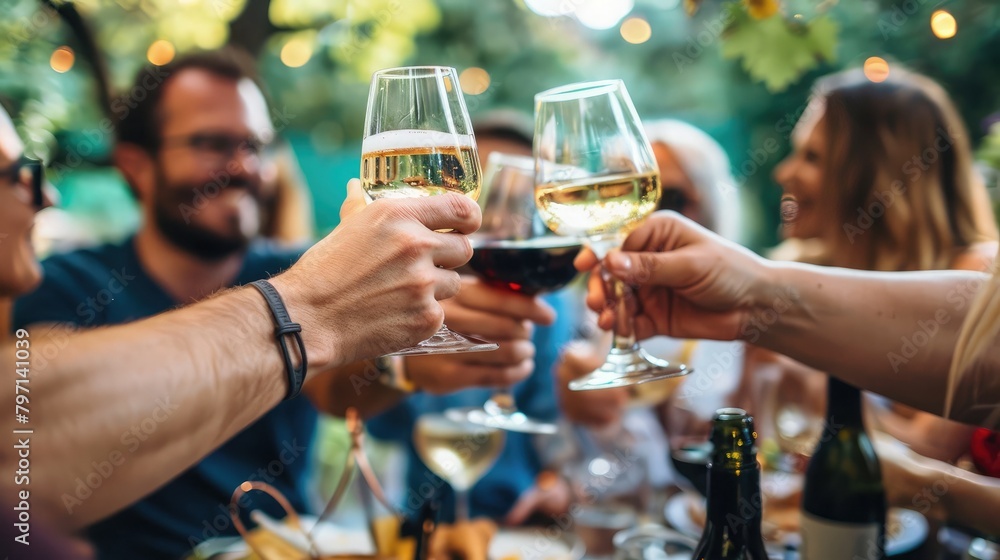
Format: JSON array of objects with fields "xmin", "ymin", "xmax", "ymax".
[
  {"xmin": 160, "ymin": 133, "xmax": 272, "ymax": 164},
  {"xmin": 0, "ymin": 155, "xmax": 44, "ymax": 208}
]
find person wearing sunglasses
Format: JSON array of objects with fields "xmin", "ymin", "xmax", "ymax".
[
  {"xmin": 0, "ymin": 85, "xmax": 481, "ymax": 560},
  {"xmin": 0, "ymin": 115, "xmax": 54, "ymax": 337}
]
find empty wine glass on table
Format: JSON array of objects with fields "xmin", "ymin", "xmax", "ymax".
[
  {"xmin": 361, "ymin": 65, "xmax": 498, "ymax": 356},
  {"xmin": 414, "ymin": 412, "xmax": 505, "ymax": 521},
  {"xmin": 448, "ymin": 152, "xmax": 583, "ymax": 435},
  {"xmin": 533, "ymin": 79, "xmax": 690, "ymax": 391}
]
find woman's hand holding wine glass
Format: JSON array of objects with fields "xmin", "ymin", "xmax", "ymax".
[{"xmin": 533, "ymin": 79, "xmax": 691, "ymax": 391}]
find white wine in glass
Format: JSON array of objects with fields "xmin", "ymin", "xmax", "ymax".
[
  {"xmin": 414, "ymin": 413, "xmax": 505, "ymax": 521},
  {"xmin": 361, "ymin": 130, "xmax": 481, "ymax": 199},
  {"xmin": 534, "ymin": 79, "xmax": 690, "ymax": 391},
  {"xmin": 362, "ymin": 66, "xmax": 497, "ymax": 356},
  {"xmin": 534, "ymin": 171, "xmax": 661, "ymax": 239}
]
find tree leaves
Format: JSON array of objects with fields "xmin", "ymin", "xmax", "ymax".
[{"xmin": 720, "ymin": 8, "xmax": 838, "ymax": 92}]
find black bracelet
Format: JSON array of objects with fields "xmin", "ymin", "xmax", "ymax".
[{"xmin": 250, "ymin": 280, "xmax": 307, "ymax": 400}]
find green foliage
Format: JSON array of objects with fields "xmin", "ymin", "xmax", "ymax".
[
  {"xmin": 979, "ymin": 124, "xmax": 1000, "ymax": 171},
  {"xmin": 720, "ymin": 8, "xmax": 838, "ymax": 92}
]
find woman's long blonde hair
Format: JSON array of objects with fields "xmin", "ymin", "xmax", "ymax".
[
  {"xmin": 813, "ymin": 68, "xmax": 997, "ymax": 272},
  {"xmin": 946, "ymin": 255, "xmax": 1000, "ymax": 422}
]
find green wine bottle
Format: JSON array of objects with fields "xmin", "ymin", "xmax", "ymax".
[
  {"xmin": 691, "ymin": 408, "xmax": 769, "ymax": 560},
  {"xmin": 801, "ymin": 377, "xmax": 887, "ymax": 560}
]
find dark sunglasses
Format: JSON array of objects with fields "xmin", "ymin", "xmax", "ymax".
[
  {"xmin": 0, "ymin": 155, "xmax": 44, "ymax": 208},
  {"xmin": 658, "ymin": 187, "xmax": 690, "ymax": 213}
]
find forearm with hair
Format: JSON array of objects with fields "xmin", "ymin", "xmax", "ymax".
[
  {"xmin": 757, "ymin": 263, "xmax": 1000, "ymax": 426},
  {"xmin": 1, "ymin": 288, "xmax": 293, "ymax": 530}
]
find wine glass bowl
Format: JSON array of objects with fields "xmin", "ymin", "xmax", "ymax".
[
  {"xmin": 361, "ymin": 66, "xmax": 498, "ymax": 356},
  {"xmin": 452, "ymin": 152, "xmax": 582, "ymax": 435},
  {"xmin": 413, "ymin": 412, "xmax": 505, "ymax": 521},
  {"xmin": 533, "ymin": 79, "xmax": 690, "ymax": 391}
]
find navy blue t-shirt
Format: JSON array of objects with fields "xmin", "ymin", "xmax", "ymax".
[{"xmin": 12, "ymin": 237, "xmax": 317, "ymax": 560}]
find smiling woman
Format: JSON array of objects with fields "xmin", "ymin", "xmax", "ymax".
[{"xmin": 773, "ymin": 67, "xmax": 997, "ymax": 273}]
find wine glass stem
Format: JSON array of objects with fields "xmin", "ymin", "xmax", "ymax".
[
  {"xmin": 603, "ymin": 267, "xmax": 640, "ymax": 355},
  {"xmin": 590, "ymin": 234, "xmax": 640, "ymax": 355},
  {"xmin": 455, "ymin": 488, "xmax": 470, "ymax": 522}
]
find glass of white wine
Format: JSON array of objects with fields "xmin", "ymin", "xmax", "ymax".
[
  {"xmin": 534, "ymin": 80, "xmax": 690, "ymax": 391},
  {"xmin": 413, "ymin": 412, "xmax": 505, "ymax": 521},
  {"xmin": 362, "ymin": 66, "xmax": 498, "ymax": 355}
]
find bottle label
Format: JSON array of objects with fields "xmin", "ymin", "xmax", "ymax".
[{"xmin": 800, "ymin": 512, "xmax": 881, "ymax": 560}]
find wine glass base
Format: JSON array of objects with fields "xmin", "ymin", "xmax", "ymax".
[
  {"xmin": 568, "ymin": 348, "xmax": 690, "ymax": 392},
  {"xmin": 386, "ymin": 326, "xmax": 499, "ymax": 356},
  {"xmin": 446, "ymin": 406, "xmax": 559, "ymax": 435}
]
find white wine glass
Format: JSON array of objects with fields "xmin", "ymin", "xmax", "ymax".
[
  {"xmin": 362, "ymin": 66, "xmax": 498, "ymax": 356},
  {"xmin": 413, "ymin": 412, "xmax": 505, "ymax": 521},
  {"xmin": 533, "ymin": 80, "xmax": 690, "ymax": 391},
  {"xmin": 449, "ymin": 152, "xmax": 583, "ymax": 434}
]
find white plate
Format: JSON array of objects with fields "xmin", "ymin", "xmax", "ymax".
[
  {"xmin": 487, "ymin": 528, "xmax": 584, "ymax": 560},
  {"xmin": 664, "ymin": 492, "xmax": 928, "ymax": 557}
]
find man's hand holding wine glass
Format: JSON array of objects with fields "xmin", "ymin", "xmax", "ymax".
[
  {"xmin": 272, "ymin": 180, "xmax": 480, "ymax": 368},
  {"xmin": 405, "ymin": 277, "xmax": 555, "ymax": 393}
]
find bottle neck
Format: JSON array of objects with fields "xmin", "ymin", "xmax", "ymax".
[
  {"xmin": 826, "ymin": 376, "xmax": 864, "ymax": 428},
  {"xmin": 704, "ymin": 461, "xmax": 764, "ymax": 544}
]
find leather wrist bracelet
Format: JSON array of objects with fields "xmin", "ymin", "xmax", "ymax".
[{"xmin": 250, "ymin": 280, "xmax": 307, "ymax": 400}]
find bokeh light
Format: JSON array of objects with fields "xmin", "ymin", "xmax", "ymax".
[
  {"xmin": 280, "ymin": 36, "xmax": 314, "ymax": 68},
  {"xmin": 575, "ymin": 0, "xmax": 635, "ymax": 30},
  {"xmin": 863, "ymin": 56, "xmax": 890, "ymax": 83},
  {"xmin": 524, "ymin": 0, "xmax": 572, "ymax": 17},
  {"xmin": 459, "ymin": 67, "xmax": 490, "ymax": 95},
  {"xmin": 931, "ymin": 10, "xmax": 957, "ymax": 39},
  {"xmin": 50, "ymin": 47, "xmax": 75, "ymax": 73},
  {"xmin": 620, "ymin": 17, "xmax": 652, "ymax": 44},
  {"xmin": 147, "ymin": 40, "xmax": 176, "ymax": 66}
]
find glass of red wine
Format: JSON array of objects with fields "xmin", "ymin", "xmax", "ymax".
[{"xmin": 448, "ymin": 152, "xmax": 583, "ymax": 434}]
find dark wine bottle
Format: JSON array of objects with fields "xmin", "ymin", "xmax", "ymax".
[
  {"xmin": 801, "ymin": 377, "xmax": 887, "ymax": 560},
  {"xmin": 691, "ymin": 408, "xmax": 769, "ymax": 560}
]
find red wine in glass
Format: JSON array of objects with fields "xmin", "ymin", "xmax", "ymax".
[{"xmin": 467, "ymin": 237, "xmax": 583, "ymax": 296}]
